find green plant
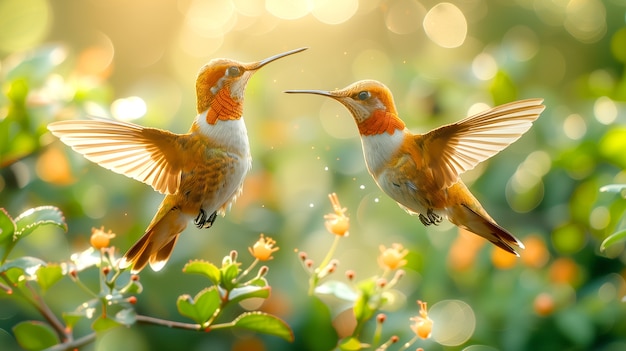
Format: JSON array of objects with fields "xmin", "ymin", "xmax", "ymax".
[{"xmin": 0, "ymin": 207, "xmax": 291, "ymax": 351}]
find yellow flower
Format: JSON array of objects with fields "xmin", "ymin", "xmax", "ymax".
[
  {"xmin": 90, "ymin": 226, "xmax": 116, "ymax": 249},
  {"xmin": 410, "ymin": 300, "xmax": 433, "ymax": 340},
  {"xmin": 248, "ymin": 234, "xmax": 279, "ymax": 261},
  {"xmin": 324, "ymin": 193, "xmax": 350, "ymax": 236},
  {"xmin": 378, "ymin": 243, "xmax": 408, "ymax": 270}
]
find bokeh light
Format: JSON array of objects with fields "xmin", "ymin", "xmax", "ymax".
[
  {"xmin": 0, "ymin": 0, "xmax": 51, "ymax": 53},
  {"xmin": 266, "ymin": 0, "xmax": 311, "ymax": 20},
  {"xmin": 111, "ymin": 96, "xmax": 147, "ymax": 121},
  {"xmin": 423, "ymin": 3, "xmax": 467, "ymax": 48},
  {"xmin": 384, "ymin": 0, "xmax": 426, "ymax": 35},
  {"xmin": 430, "ymin": 299, "xmax": 476, "ymax": 346},
  {"xmin": 311, "ymin": 0, "xmax": 358, "ymax": 25}
]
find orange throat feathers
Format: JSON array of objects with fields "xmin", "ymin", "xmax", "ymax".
[
  {"xmin": 358, "ymin": 110, "xmax": 405, "ymax": 136},
  {"xmin": 206, "ymin": 87, "xmax": 243, "ymax": 124}
]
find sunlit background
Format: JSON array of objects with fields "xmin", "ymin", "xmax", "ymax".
[{"xmin": 2, "ymin": 0, "xmax": 626, "ymax": 350}]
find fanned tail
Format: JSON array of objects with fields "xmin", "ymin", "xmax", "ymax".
[
  {"xmin": 118, "ymin": 201, "xmax": 188, "ymax": 272},
  {"xmin": 448, "ymin": 204, "xmax": 524, "ymax": 256}
]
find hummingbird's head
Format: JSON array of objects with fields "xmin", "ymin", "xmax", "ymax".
[
  {"xmin": 285, "ymin": 79, "xmax": 399, "ymax": 124},
  {"xmin": 195, "ymin": 47, "xmax": 307, "ymax": 115}
]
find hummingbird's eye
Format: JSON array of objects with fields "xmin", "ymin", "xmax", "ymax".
[
  {"xmin": 226, "ymin": 66, "xmax": 242, "ymax": 77},
  {"xmin": 357, "ymin": 91, "xmax": 371, "ymax": 101}
]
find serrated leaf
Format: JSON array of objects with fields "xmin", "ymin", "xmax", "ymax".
[
  {"xmin": 232, "ymin": 312, "xmax": 294, "ymax": 342},
  {"xmin": 13, "ymin": 321, "xmax": 60, "ymax": 351},
  {"xmin": 183, "ymin": 260, "xmax": 221, "ymax": 285},
  {"xmin": 0, "ymin": 208, "xmax": 16, "ymax": 243},
  {"xmin": 14, "ymin": 206, "xmax": 67, "ymax": 241},
  {"xmin": 221, "ymin": 263, "xmax": 240, "ymax": 290},
  {"xmin": 227, "ymin": 285, "xmax": 270, "ymax": 306},
  {"xmin": 92, "ymin": 316, "xmax": 122, "ymax": 332},
  {"xmin": 600, "ymin": 229, "xmax": 626, "ymax": 252},
  {"xmin": 36, "ymin": 264, "xmax": 63, "ymax": 292},
  {"xmin": 176, "ymin": 289, "xmax": 220, "ymax": 327}
]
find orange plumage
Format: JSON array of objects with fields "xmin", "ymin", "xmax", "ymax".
[
  {"xmin": 287, "ymin": 80, "xmax": 545, "ymax": 255},
  {"xmin": 48, "ymin": 48, "xmax": 306, "ymax": 272}
]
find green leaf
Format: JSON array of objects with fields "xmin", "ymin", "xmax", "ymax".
[
  {"xmin": 62, "ymin": 312, "xmax": 84, "ymax": 329},
  {"xmin": 221, "ymin": 263, "xmax": 240, "ymax": 290},
  {"xmin": 297, "ymin": 296, "xmax": 338, "ymax": 350},
  {"xmin": 232, "ymin": 312, "xmax": 294, "ymax": 342},
  {"xmin": 227, "ymin": 285, "xmax": 270, "ymax": 306},
  {"xmin": 339, "ymin": 337, "xmax": 367, "ymax": 350},
  {"xmin": 122, "ymin": 279, "xmax": 143, "ymax": 295},
  {"xmin": 600, "ymin": 229, "xmax": 626, "ymax": 252},
  {"xmin": 0, "ymin": 256, "xmax": 47, "ymax": 276},
  {"xmin": 600, "ymin": 184, "xmax": 626, "ymax": 198},
  {"xmin": 353, "ymin": 278, "xmax": 376, "ymax": 321},
  {"xmin": 0, "ymin": 208, "xmax": 16, "ymax": 243},
  {"xmin": 36, "ymin": 264, "xmax": 63, "ymax": 292},
  {"xmin": 177, "ymin": 287, "xmax": 221, "ymax": 326},
  {"xmin": 92, "ymin": 316, "xmax": 122, "ymax": 332},
  {"xmin": 14, "ymin": 206, "xmax": 67, "ymax": 240},
  {"xmin": 194, "ymin": 287, "xmax": 221, "ymax": 325},
  {"xmin": 13, "ymin": 321, "xmax": 60, "ymax": 351},
  {"xmin": 183, "ymin": 260, "xmax": 221, "ymax": 285}
]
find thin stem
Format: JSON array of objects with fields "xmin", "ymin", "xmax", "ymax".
[
  {"xmin": 22, "ymin": 281, "xmax": 70, "ymax": 342},
  {"xmin": 234, "ymin": 259, "xmax": 259, "ymax": 284},
  {"xmin": 397, "ymin": 335, "xmax": 419, "ymax": 351},
  {"xmin": 45, "ymin": 332, "xmax": 96, "ymax": 351},
  {"xmin": 308, "ymin": 234, "xmax": 341, "ymax": 295},
  {"xmin": 135, "ymin": 314, "xmax": 201, "ymax": 330}
]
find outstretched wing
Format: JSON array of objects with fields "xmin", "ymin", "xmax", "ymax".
[
  {"xmin": 48, "ymin": 119, "xmax": 186, "ymax": 194},
  {"xmin": 418, "ymin": 98, "xmax": 545, "ymax": 189}
]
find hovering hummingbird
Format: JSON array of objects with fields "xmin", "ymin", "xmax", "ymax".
[
  {"xmin": 286, "ymin": 80, "xmax": 544, "ymax": 255},
  {"xmin": 48, "ymin": 47, "xmax": 307, "ymax": 272}
]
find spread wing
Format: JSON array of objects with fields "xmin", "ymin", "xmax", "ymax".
[
  {"xmin": 47, "ymin": 119, "xmax": 186, "ymax": 194},
  {"xmin": 418, "ymin": 98, "xmax": 545, "ymax": 189}
]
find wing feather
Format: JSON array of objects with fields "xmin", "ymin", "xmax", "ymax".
[
  {"xmin": 47, "ymin": 119, "xmax": 184, "ymax": 194},
  {"xmin": 420, "ymin": 98, "xmax": 545, "ymax": 189}
]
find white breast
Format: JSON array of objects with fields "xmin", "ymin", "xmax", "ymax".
[{"xmin": 360, "ymin": 129, "xmax": 405, "ymax": 175}]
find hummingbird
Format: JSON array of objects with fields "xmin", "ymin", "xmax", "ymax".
[
  {"xmin": 286, "ymin": 80, "xmax": 544, "ymax": 255},
  {"xmin": 48, "ymin": 47, "xmax": 307, "ymax": 272}
]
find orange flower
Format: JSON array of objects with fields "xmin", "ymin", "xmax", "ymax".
[
  {"xmin": 378, "ymin": 243, "xmax": 408, "ymax": 270},
  {"xmin": 324, "ymin": 193, "xmax": 350, "ymax": 236},
  {"xmin": 90, "ymin": 226, "xmax": 115, "ymax": 249},
  {"xmin": 248, "ymin": 234, "xmax": 279, "ymax": 261},
  {"xmin": 410, "ymin": 300, "xmax": 433, "ymax": 339}
]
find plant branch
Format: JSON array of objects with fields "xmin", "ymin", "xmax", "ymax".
[
  {"xmin": 24, "ymin": 281, "xmax": 70, "ymax": 342},
  {"xmin": 135, "ymin": 314, "xmax": 202, "ymax": 331},
  {"xmin": 45, "ymin": 332, "xmax": 96, "ymax": 351}
]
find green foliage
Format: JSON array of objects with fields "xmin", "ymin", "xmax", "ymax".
[
  {"xmin": 0, "ymin": 206, "xmax": 67, "ymax": 263},
  {"xmin": 13, "ymin": 321, "xmax": 59, "ymax": 351},
  {"xmin": 0, "ymin": 207, "xmax": 293, "ymax": 349},
  {"xmin": 599, "ymin": 184, "xmax": 626, "ymax": 252}
]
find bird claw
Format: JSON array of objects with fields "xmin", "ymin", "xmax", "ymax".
[
  {"xmin": 194, "ymin": 209, "xmax": 218, "ymax": 229},
  {"xmin": 419, "ymin": 209, "xmax": 442, "ymax": 226}
]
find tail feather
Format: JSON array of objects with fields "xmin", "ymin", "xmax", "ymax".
[
  {"xmin": 448, "ymin": 204, "xmax": 524, "ymax": 256},
  {"xmin": 118, "ymin": 205, "xmax": 188, "ymax": 273}
]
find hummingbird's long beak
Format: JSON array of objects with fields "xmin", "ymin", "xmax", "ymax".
[
  {"xmin": 283, "ymin": 89, "xmax": 335, "ymax": 97},
  {"xmin": 247, "ymin": 47, "xmax": 308, "ymax": 70}
]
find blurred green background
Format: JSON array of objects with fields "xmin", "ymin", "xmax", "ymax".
[{"xmin": 1, "ymin": 0, "xmax": 626, "ymax": 350}]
